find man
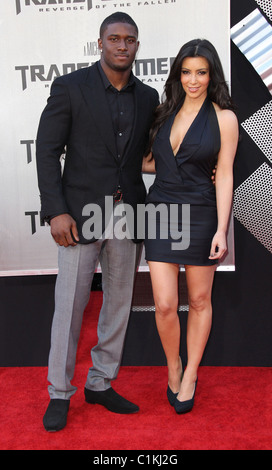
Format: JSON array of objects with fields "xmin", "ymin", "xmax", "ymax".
[{"xmin": 36, "ymin": 12, "xmax": 159, "ymax": 432}]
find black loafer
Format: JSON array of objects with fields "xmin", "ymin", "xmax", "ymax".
[
  {"xmin": 43, "ymin": 399, "xmax": 70, "ymax": 432},
  {"xmin": 84, "ymin": 387, "xmax": 139, "ymax": 414}
]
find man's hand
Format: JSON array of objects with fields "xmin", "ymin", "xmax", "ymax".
[
  {"xmin": 50, "ymin": 214, "xmax": 79, "ymax": 246},
  {"xmin": 211, "ymin": 165, "xmax": 217, "ymax": 185}
]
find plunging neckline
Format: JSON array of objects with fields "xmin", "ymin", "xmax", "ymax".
[{"xmin": 169, "ymin": 96, "xmax": 209, "ymax": 158}]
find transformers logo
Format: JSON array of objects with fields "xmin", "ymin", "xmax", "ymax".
[{"xmin": 15, "ymin": 0, "xmax": 93, "ymax": 15}]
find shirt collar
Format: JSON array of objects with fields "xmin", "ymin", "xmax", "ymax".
[{"xmin": 98, "ymin": 60, "xmax": 135, "ymax": 92}]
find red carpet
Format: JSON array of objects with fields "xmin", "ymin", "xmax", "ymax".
[{"xmin": 0, "ymin": 292, "xmax": 271, "ymax": 451}]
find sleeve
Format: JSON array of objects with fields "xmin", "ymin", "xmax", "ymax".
[{"xmin": 36, "ymin": 77, "xmax": 72, "ymax": 221}]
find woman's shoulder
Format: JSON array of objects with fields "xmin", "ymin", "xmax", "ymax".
[{"xmin": 212, "ymin": 102, "xmax": 238, "ymax": 129}]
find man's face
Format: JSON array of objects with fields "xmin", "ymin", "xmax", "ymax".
[{"xmin": 98, "ymin": 22, "xmax": 139, "ymax": 72}]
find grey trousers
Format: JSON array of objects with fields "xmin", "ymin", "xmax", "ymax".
[{"xmin": 47, "ymin": 212, "xmax": 141, "ymax": 400}]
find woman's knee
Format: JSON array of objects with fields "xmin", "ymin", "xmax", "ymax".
[
  {"xmin": 188, "ymin": 292, "xmax": 211, "ymax": 313},
  {"xmin": 155, "ymin": 297, "xmax": 178, "ymax": 317}
]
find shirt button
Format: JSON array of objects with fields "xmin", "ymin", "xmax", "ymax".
[{"xmin": 119, "ymin": 132, "xmax": 123, "ymax": 137}]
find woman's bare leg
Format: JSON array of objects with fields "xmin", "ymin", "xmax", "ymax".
[
  {"xmin": 148, "ymin": 261, "xmax": 182, "ymax": 393},
  {"xmin": 177, "ymin": 264, "xmax": 216, "ymax": 401}
]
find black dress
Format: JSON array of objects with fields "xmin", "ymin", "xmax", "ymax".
[{"xmin": 144, "ymin": 96, "xmax": 220, "ymax": 266}]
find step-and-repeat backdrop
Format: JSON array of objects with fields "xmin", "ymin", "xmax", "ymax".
[{"xmin": 0, "ymin": 0, "xmax": 233, "ymax": 275}]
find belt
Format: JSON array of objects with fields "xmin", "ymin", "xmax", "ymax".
[{"xmin": 113, "ymin": 186, "xmax": 123, "ymax": 202}]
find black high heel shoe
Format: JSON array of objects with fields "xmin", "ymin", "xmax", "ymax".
[
  {"xmin": 174, "ymin": 378, "xmax": 198, "ymax": 414},
  {"xmin": 167, "ymin": 385, "xmax": 178, "ymax": 406},
  {"xmin": 167, "ymin": 366, "xmax": 183, "ymax": 406}
]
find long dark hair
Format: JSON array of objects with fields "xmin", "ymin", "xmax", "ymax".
[{"xmin": 146, "ymin": 39, "xmax": 235, "ymax": 156}]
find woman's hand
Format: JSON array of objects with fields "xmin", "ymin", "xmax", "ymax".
[{"xmin": 209, "ymin": 230, "xmax": 227, "ymax": 260}]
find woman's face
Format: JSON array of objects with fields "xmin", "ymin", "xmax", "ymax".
[{"xmin": 180, "ymin": 56, "xmax": 210, "ymax": 100}]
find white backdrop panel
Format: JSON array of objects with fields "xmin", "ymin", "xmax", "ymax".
[{"xmin": 0, "ymin": 0, "xmax": 233, "ymax": 275}]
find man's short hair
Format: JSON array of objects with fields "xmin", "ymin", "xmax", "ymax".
[{"xmin": 99, "ymin": 12, "xmax": 138, "ymax": 38}]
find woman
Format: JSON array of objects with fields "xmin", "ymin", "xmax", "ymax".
[{"xmin": 142, "ymin": 39, "xmax": 239, "ymax": 414}]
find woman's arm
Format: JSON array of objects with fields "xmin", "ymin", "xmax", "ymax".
[
  {"xmin": 209, "ymin": 109, "xmax": 239, "ymax": 260},
  {"xmin": 142, "ymin": 153, "xmax": 156, "ymax": 173}
]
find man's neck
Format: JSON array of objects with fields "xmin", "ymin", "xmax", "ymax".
[{"xmin": 100, "ymin": 60, "xmax": 132, "ymax": 91}]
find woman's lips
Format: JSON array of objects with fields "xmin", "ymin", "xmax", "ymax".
[{"xmin": 188, "ymin": 87, "xmax": 200, "ymax": 92}]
